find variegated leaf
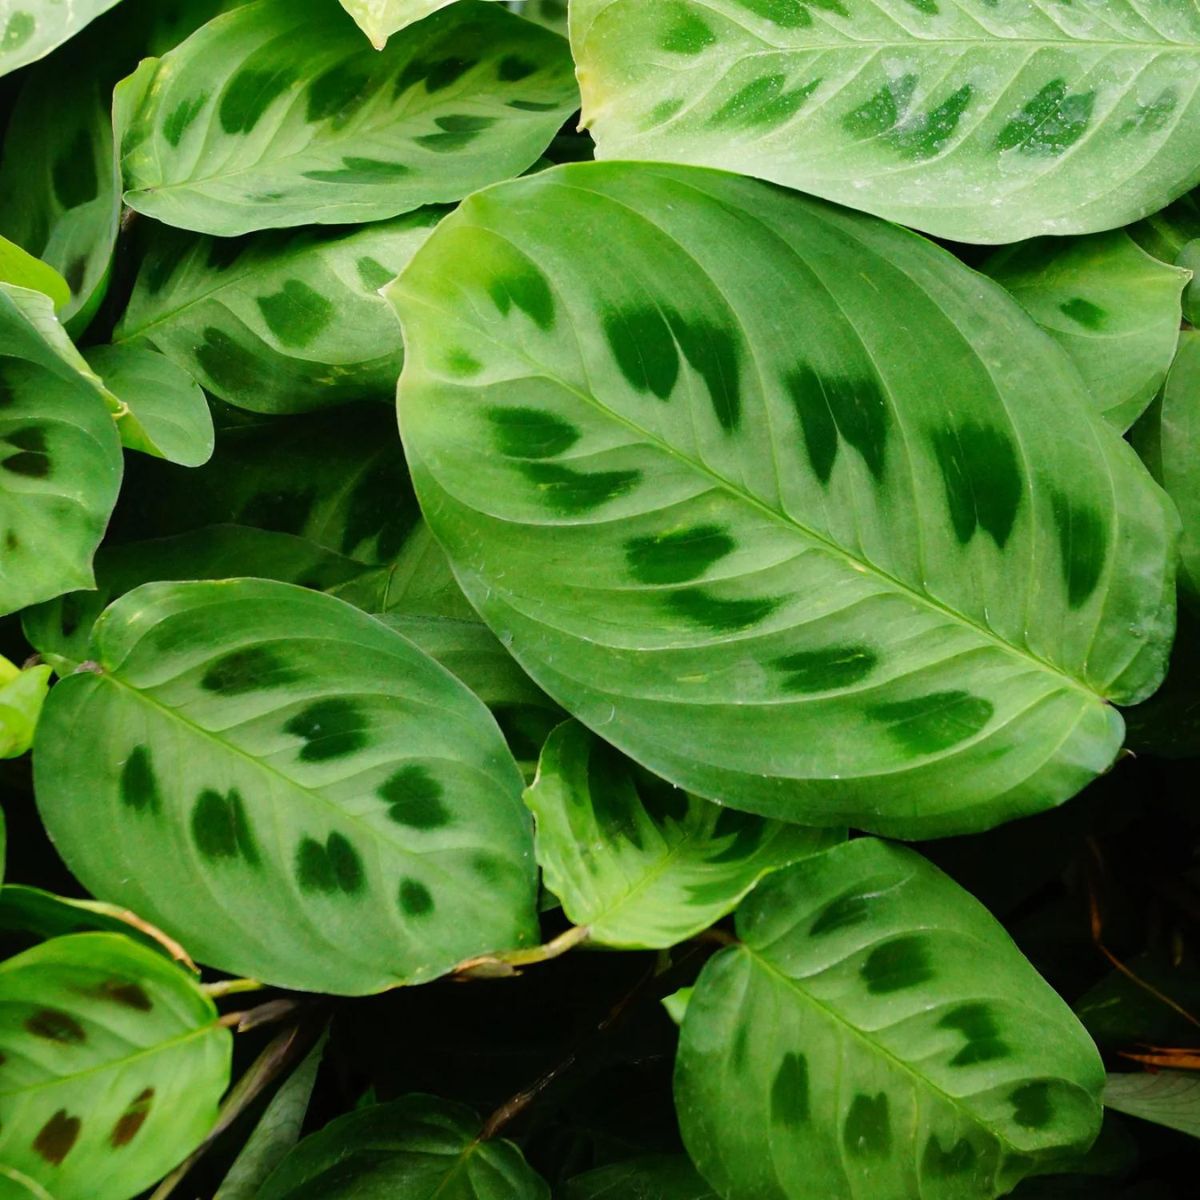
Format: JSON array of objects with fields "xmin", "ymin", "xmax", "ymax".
[
  {"xmin": 0, "ymin": 0, "xmax": 122, "ymax": 77},
  {"xmin": 675, "ymin": 839, "xmax": 1106, "ymax": 1200},
  {"xmin": 571, "ymin": 0, "xmax": 1200, "ymax": 243},
  {"xmin": 388, "ymin": 162, "xmax": 1177, "ymax": 839},
  {"xmin": 116, "ymin": 0, "xmax": 578, "ymax": 236}
]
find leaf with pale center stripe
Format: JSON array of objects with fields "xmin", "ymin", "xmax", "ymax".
[
  {"xmin": 571, "ymin": 0, "xmax": 1200, "ymax": 244},
  {"xmin": 116, "ymin": 0, "xmax": 578, "ymax": 236},
  {"xmin": 388, "ymin": 161, "xmax": 1176, "ymax": 839},
  {"xmin": 675, "ymin": 838, "xmax": 1105, "ymax": 1200},
  {"xmin": 0, "ymin": 932, "xmax": 231, "ymax": 1200},
  {"xmin": 526, "ymin": 721, "xmax": 840, "ymax": 948},
  {"xmin": 983, "ymin": 231, "xmax": 1189, "ymax": 431},
  {"xmin": 0, "ymin": 0, "xmax": 122, "ymax": 77},
  {"xmin": 33, "ymin": 579, "xmax": 538, "ymax": 994}
]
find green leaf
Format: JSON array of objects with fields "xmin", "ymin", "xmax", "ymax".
[
  {"xmin": 388, "ymin": 161, "xmax": 1177, "ymax": 839},
  {"xmin": 675, "ymin": 839, "xmax": 1105, "ymax": 1200},
  {"xmin": 33, "ymin": 579, "xmax": 538, "ymax": 994},
  {"xmin": 0, "ymin": 1167, "xmax": 55, "ymax": 1200},
  {"xmin": 525, "ymin": 721, "xmax": 839, "ymax": 948},
  {"xmin": 0, "ymin": 285, "xmax": 123, "ymax": 617},
  {"xmin": 983, "ymin": 232, "xmax": 1189, "ymax": 431},
  {"xmin": 340, "ymin": 0, "xmax": 461, "ymax": 48},
  {"xmin": 0, "ymin": 655, "xmax": 51, "ymax": 759},
  {"xmin": 1129, "ymin": 187, "xmax": 1200, "ymax": 323},
  {"xmin": 0, "ymin": 0, "xmax": 123, "ymax": 78},
  {"xmin": 0, "ymin": 932, "xmax": 231, "ymax": 1200},
  {"xmin": 85, "ymin": 345, "xmax": 214, "ymax": 467},
  {"xmin": 571, "ymin": 1, "xmax": 1200, "ymax": 244},
  {"xmin": 1181, "ymin": 239, "xmax": 1200, "ymax": 325},
  {"xmin": 116, "ymin": 0, "xmax": 578, "ymax": 236},
  {"xmin": 1103, "ymin": 1072, "xmax": 1200, "ymax": 1140},
  {"xmin": 256, "ymin": 1095, "xmax": 550, "ymax": 1199},
  {"xmin": 115, "ymin": 214, "xmax": 442, "ymax": 414},
  {"xmin": 566, "ymin": 1156, "xmax": 717, "ymax": 1200},
  {"xmin": 0, "ymin": 238, "xmax": 70, "ymax": 311}
]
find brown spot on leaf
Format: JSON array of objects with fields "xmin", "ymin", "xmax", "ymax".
[
  {"xmin": 111, "ymin": 1087, "xmax": 154, "ymax": 1147},
  {"xmin": 34, "ymin": 1110, "xmax": 81, "ymax": 1164},
  {"xmin": 25, "ymin": 1009, "xmax": 86, "ymax": 1044}
]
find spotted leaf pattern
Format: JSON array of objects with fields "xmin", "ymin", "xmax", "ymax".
[
  {"xmin": 33, "ymin": 580, "xmax": 538, "ymax": 994},
  {"xmin": 0, "ymin": 932, "xmax": 231, "ymax": 1200},
  {"xmin": 566, "ymin": 1156, "xmax": 718, "ymax": 1200},
  {"xmin": 388, "ymin": 162, "xmax": 1177, "ymax": 839},
  {"xmin": 571, "ymin": 0, "xmax": 1200, "ymax": 243},
  {"xmin": 984, "ymin": 231, "xmax": 1189, "ymax": 431},
  {"xmin": 0, "ymin": 0, "xmax": 122, "ymax": 78},
  {"xmin": 115, "ymin": 0, "xmax": 578, "ymax": 236},
  {"xmin": 675, "ymin": 839, "xmax": 1105, "ymax": 1200},
  {"xmin": 116, "ymin": 213, "xmax": 443, "ymax": 414},
  {"xmin": 526, "ymin": 722, "xmax": 840, "ymax": 948}
]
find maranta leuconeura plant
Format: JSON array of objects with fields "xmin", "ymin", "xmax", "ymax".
[{"xmin": 1, "ymin": 1, "xmax": 1199, "ymax": 1197}]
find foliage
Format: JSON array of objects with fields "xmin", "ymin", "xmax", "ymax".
[{"xmin": 0, "ymin": 1, "xmax": 1198, "ymax": 1198}]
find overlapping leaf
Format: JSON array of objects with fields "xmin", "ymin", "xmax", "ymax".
[
  {"xmin": 257, "ymin": 1095, "xmax": 550, "ymax": 1199},
  {"xmin": 0, "ymin": 0, "xmax": 123, "ymax": 78},
  {"xmin": 984, "ymin": 232, "xmax": 1189, "ymax": 430},
  {"xmin": 0, "ymin": 237, "xmax": 69, "ymax": 310},
  {"xmin": 525, "ymin": 722, "xmax": 839, "ymax": 947},
  {"xmin": 1129, "ymin": 186, "xmax": 1200, "ymax": 321},
  {"xmin": 0, "ymin": 657, "xmax": 50, "ymax": 759},
  {"xmin": 116, "ymin": 214, "xmax": 442, "ymax": 413},
  {"xmin": 340, "ymin": 0, "xmax": 461, "ymax": 48},
  {"xmin": 389, "ymin": 161, "xmax": 1176, "ymax": 839},
  {"xmin": 566, "ymin": 1156, "xmax": 717, "ymax": 1200},
  {"xmin": 116, "ymin": 0, "xmax": 579, "ymax": 235},
  {"xmin": 675, "ymin": 839, "xmax": 1106, "ymax": 1200},
  {"xmin": 1103, "ymin": 1072, "xmax": 1200, "ymax": 1139},
  {"xmin": 0, "ymin": 932, "xmax": 231, "ymax": 1200},
  {"xmin": 571, "ymin": 0, "xmax": 1200, "ymax": 243},
  {"xmin": 33, "ymin": 580, "xmax": 538, "ymax": 993}
]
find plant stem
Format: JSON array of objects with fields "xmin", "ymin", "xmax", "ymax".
[
  {"xmin": 453, "ymin": 925, "xmax": 590, "ymax": 979},
  {"xmin": 204, "ymin": 977, "xmax": 266, "ymax": 999}
]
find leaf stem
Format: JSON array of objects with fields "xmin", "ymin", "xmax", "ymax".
[
  {"xmin": 203, "ymin": 977, "xmax": 266, "ymax": 999},
  {"xmin": 453, "ymin": 925, "xmax": 590, "ymax": 979}
]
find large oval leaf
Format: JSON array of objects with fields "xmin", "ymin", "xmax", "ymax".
[
  {"xmin": 526, "ymin": 721, "xmax": 839, "ymax": 948},
  {"xmin": 116, "ymin": 0, "xmax": 578, "ymax": 236},
  {"xmin": 675, "ymin": 839, "xmax": 1105, "ymax": 1200},
  {"xmin": 570, "ymin": 0, "xmax": 1200, "ymax": 244},
  {"xmin": 0, "ymin": 0, "xmax": 123, "ymax": 78},
  {"xmin": 115, "ymin": 214, "xmax": 441, "ymax": 414},
  {"xmin": 257, "ymin": 1095, "xmax": 549, "ymax": 1199},
  {"xmin": 0, "ymin": 932, "xmax": 231, "ymax": 1200},
  {"xmin": 388, "ymin": 162, "xmax": 1176, "ymax": 839},
  {"xmin": 33, "ymin": 579, "xmax": 538, "ymax": 994}
]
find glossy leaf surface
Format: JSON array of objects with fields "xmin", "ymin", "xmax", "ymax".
[
  {"xmin": 34, "ymin": 580, "xmax": 538, "ymax": 994},
  {"xmin": 675, "ymin": 839, "xmax": 1105, "ymax": 1200},
  {"xmin": 526, "ymin": 722, "xmax": 839, "ymax": 947},
  {"xmin": 984, "ymin": 232, "xmax": 1189, "ymax": 431},
  {"xmin": 257, "ymin": 1094, "xmax": 550, "ymax": 1199},
  {"xmin": 572, "ymin": 0, "xmax": 1200, "ymax": 244},
  {"xmin": 390, "ymin": 161, "xmax": 1176, "ymax": 838},
  {"xmin": 0, "ymin": 0, "xmax": 122, "ymax": 77},
  {"xmin": 117, "ymin": 0, "xmax": 578, "ymax": 235},
  {"xmin": 0, "ymin": 932, "xmax": 231, "ymax": 1200},
  {"xmin": 116, "ymin": 214, "xmax": 442, "ymax": 414}
]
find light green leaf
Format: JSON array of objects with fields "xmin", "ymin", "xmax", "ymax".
[
  {"xmin": 340, "ymin": 0, "xmax": 460, "ymax": 48},
  {"xmin": 526, "ymin": 721, "xmax": 839, "ymax": 948},
  {"xmin": 388, "ymin": 161, "xmax": 1176, "ymax": 839},
  {"xmin": 1180, "ymin": 238, "xmax": 1200, "ymax": 325},
  {"xmin": 983, "ymin": 232, "xmax": 1189, "ymax": 431},
  {"xmin": 116, "ymin": 0, "xmax": 578, "ymax": 236},
  {"xmin": 0, "ymin": 1166, "xmax": 55, "ymax": 1200},
  {"xmin": 0, "ymin": 654, "xmax": 51, "ymax": 759},
  {"xmin": 1103, "ymin": 1072, "xmax": 1200, "ymax": 1140},
  {"xmin": 566, "ymin": 1156, "xmax": 716, "ymax": 1200},
  {"xmin": 257, "ymin": 1095, "xmax": 550, "ymax": 1199},
  {"xmin": 514, "ymin": 1, "xmax": 566, "ymax": 34},
  {"xmin": 0, "ymin": 0, "xmax": 123, "ymax": 77},
  {"xmin": 115, "ymin": 213, "xmax": 442, "ymax": 414},
  {"xmin": 1129, "ymin": 187, "xmax": 1200, "ymax": 322},
  {"xmin": 33, "ymin": 579, "xmax": 538, "ymax": 994},
  {"xmin": 1, "ymin": 286, "xmax": 123, "ymax": 617},
  {"xmin": 676, "ymin": 839, "xmax": 1105, "ymax": 1200},
  {"xmin": 0, "ymin": 238, "xmax": 69, "ymax": 311},
  {"xmin": 0, "ymin": 932, "xmax": 231, "ymax": 1200},
  {"xmin": 662, "ymin": 986, "xmax": 692, "ymax": 1027},
  {"xmin": 85, "ymin": 344, "xmax": 214, "ymax": 467},
  {"xmin": 571, "ymin": 0, "xmax": 1200, "ymax": 244}
]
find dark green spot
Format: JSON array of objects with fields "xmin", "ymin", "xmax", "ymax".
[
  {"xmin": 2, "ymin": 447, "xmax": 50, "ymax": 477},
  {"xmin": 257, "ymin": 279, "xmax": 334, "ymax": 348},
  {"xmin": 661, "ymin": 3, "xmax": 717, "ymax": 54},
  {"xmin": 26, "ymin": 1009, "xmax": 86, "ymax": 1044},
  {"xmin": 930, "ymin": 422, "xmax": 1023, "ymax": 548},
  {"xmin": 191, "ymin": 788, "xmax": 260, "ymax": 865},
  {"xmin": 811, "ymin": 890, "xmax": 871, "ymax": 936},
  {"xmin": 51, "ymin": 128, "xmax": 99, "ymax": 209},
  {"xmin": 87, "ymin": 980, "xmax": 152, "ymax": 1012},
  {"xmin": 1123, "ymin": 87, "xmax": 1178, "ymax": 133},
  {"xmin": 219, "ymin": 64, "xmax": 298, "ymax": 135},
  {"xmin": 844, "ymin": 1092, "xmax": 891, "ymax": 1158},
  {"xmin": 604, "ymin": 305, "xmax": 680, "ymax": 400},
  {"xmin": 665, "ymin": 588, "xmax": 781, "ymax": 632},
  {"xmin": 296, "ymin": 832, "xmax": 365, "ymax": 896},
  {"xmin": 1, "ymin": 12, "xmax": 35, "ymax": 51},
  {"xmin": 775, "ymin": 644, "xmax": 877, "ymax": 693},
  {"xmin": 508, "ymin": 99, "xmax": 559, "ymax": 112},
  {"xmin": 445, "ymin": 349, "xmax": 481, "ymax": 376},
  {"xmin": 284, "ymin": 698, "xmax": 368, "ymax": 762},
  {"xmin": 1059, "ymin": 297, "xmax": 1106, "ymax": 329},
  {"xmin": 924, "ymin": 1134, "xmax": 978, "ymax": 1176},
  {"xmin": 1011, "ymin": 1081, "xmax": 1054, "ymax": 1129},
  {"xmin": 111, "ymin": 1087, "xmax": 154, "ymax": 1148},
  {"xmin": 397, "ymin": 55, "xmax": 475, "ymax": 96},
  {"xmin": 940, "ymin": 1003, "xmax": 1010, "ymax": 1066},
  {"xmin": 488, "ymin": 407, "xmax": 580, "ymax": 458},
  {"xmin": 903, "ymin": 0, "xmax": 938, "ymax": 11},
  {"xmin": 860, "ymin": 935, "xmax": 934, "ymax": 994},
  {"xmin": 785, "ymin": 364, "xmax": 890, "ymax": 484},
  {"xmin": 498, "ymin": 55, "xmax": 537, "ymax": 81},
  {"xmin": 380, "ymin": 766, "xmax": 450, "ymax": 829},
  {"xmin": 488, "ymin": 263, "xmax": 555, "ymax": 330},
  {"xmin": 163, "ymin": 94, "xmax": 207, "ymax": 146},
  {"xmin": 672, "ymin": 314, "xmax": 744, "ymax": 433},
  {"xmin": 195, "ymin": 327, "xmax": 262, "ymax": 395},
  {"xmin": 356, "ymin": 256, "xmax": 394, "ymax": 290},
  {"xmin": 302, "ymin": 157, "xmax": 412, "ymax": 183},
  {"xmin": 33, "ymin": 1110, "xmax": 80, "ymax": 1166},
  {"xmin": 416, "ymin": 114, "xmax": 497, "ymax": 151},
  {"xmin": 996, "ymin": 79, "xmax": 1095, "ymax": 156},
  {"xmin": 867, "ymin": 691, "xmax": 994, "ymax": 755},
  {"xmin": 710, "ymin": 74, "xmax": 819, "ymax": 130},
  {"xmin": 201, "ymin": 645, "xmax": 301, "ymax": 696},
  {"xmin": 520, "ymin": 462, "xmax": 641, "ymax": 514},
  {"xmin": 306, "ymin": 63, "xmax": 373, "ymax": 124},
  {"xmin": 399, "ymin": 878, "xmax": 434, "ymax": 916},
  {"xmin": 626, "ymin": 524, "xmax": 735, "ymax": 586},
  {"xmin": 1049, "ymin": 489, "xmax": 1107, "ymax": 609},
  {"xmin": 887, "ymin": 84, "xmax": 973, "ymax": 158},
  {"xmin": 732, "ymin": 0, "xmax": 846, "ymax": 27},
  {"xmin": 772, "ymin": 1052, "xmax": 810, "ymax": 1126},
  {"xmin": 843, "ymin": 74, "xmax": 917, "ymax": 138}
]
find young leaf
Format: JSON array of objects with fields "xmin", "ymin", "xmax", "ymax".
[
  {"xmin": 388, "ymin": 161, "xmax": 1177, "ymax": 839},
  {"xmin": 86, "ymin": 345, "xmax": 215, "ymax": 467},
  {"xmin": 0, "ymin": 286, "xmax": 123, "ymax": 617},
  {"xmin": 256, "ymin": 1095, "xmax": 550, "ymax": 1199},
  {"xmin": 1103, "ymin": 1072, "xmax": 1200, "ymax": 1140},
  {"xmin": 0, "ymin": 932, "xmax": 231, "ymax": 1200},
  {"xmin": 525, "ymin": 721, "xmax": 840, "ymax": 948},
  {"xmin": 0, "ymin": 655, "xmax": 51, "ymax": 759},
  {"xmin": 0, "ymin": 0, "xmax": 123, "ymax": 78},
  {"xmin": 116, "ymin": 0, "xmax": 579, "ymax": 236},
  {"xmin": 566, "ymin": 1156, "xmax": 717, "ymax": 1200},
  {"xmin": 983, "ymin": 232, "xmax": 1190, "ymax": 431},
  {"xmin": 675, "ymin": 839, "xmax": 1106, "ymax": 1200},
  {"xmin": 115, "ymin": 214, "xmax": 442, "ymax": 414},
  {"xmin": 0, "ymin": 237, "xmax": 70, "ymax": 311},
  {"xmin": 33, "ymin": 579, "xmax": 538, "ymax": 994},
  {"xmin": 571, "ymin": 1, "xmax": 1200, "ymax": 244}
]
